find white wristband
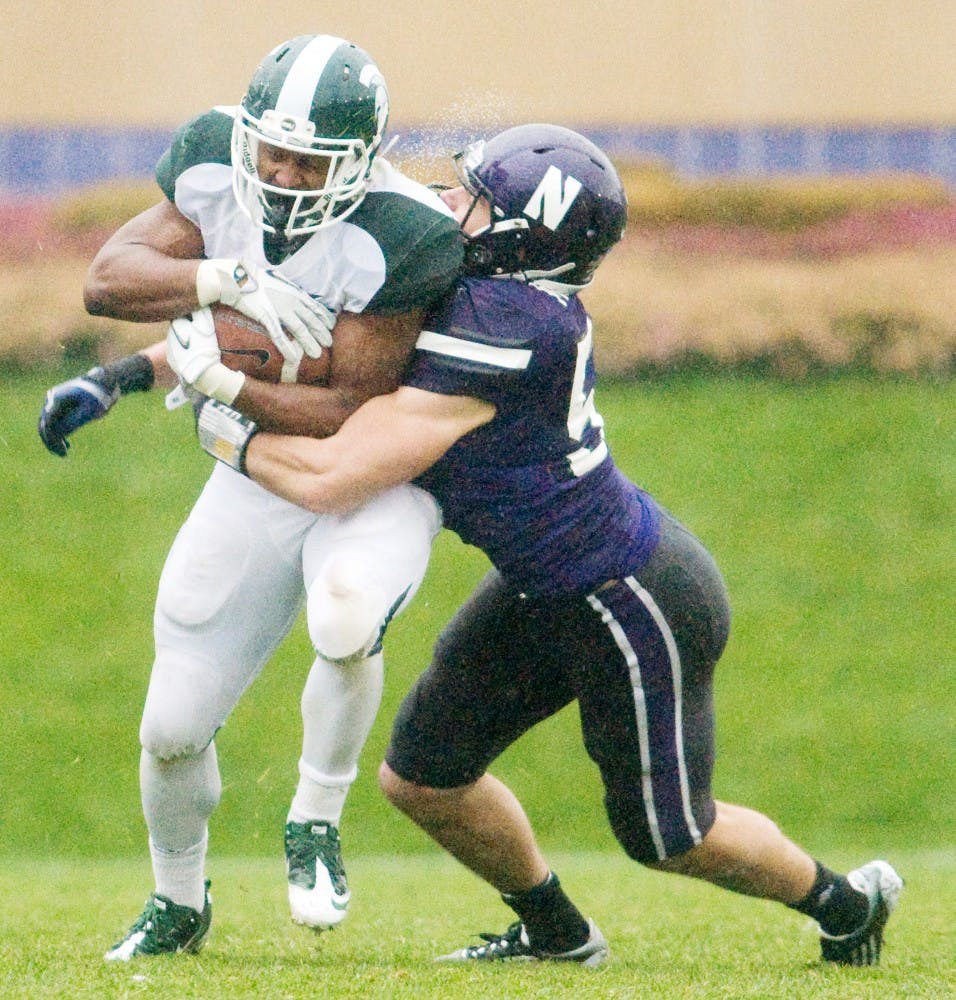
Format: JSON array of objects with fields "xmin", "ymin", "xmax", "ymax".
[
  {"xmin": 192, "ymin": 362, "xmax": 246, "ymax": 405},
  {"xmin": 196, "ymin": 259, "xmax": 231, "ymax": 308},
  {"xmin": 197, "ymin": 399, "xmax": 259, "ymax": 474}
]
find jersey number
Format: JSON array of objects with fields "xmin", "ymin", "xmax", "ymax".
[{"xmin": 565, "ymin": 319, "xmax": 608, "ymax": 477}]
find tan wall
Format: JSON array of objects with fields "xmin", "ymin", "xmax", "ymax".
[{"xmin": 6, "ymin": 1, "xmax": 956, "ymax": 127}]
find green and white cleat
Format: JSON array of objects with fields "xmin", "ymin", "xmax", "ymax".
[
  {"xmin": 104, "ymin": 880, "xmax": 211, "ymax": 961},
  {"xmin": 285, "ymin": 821, "xmax": 350, "ymax": 930},
  {"xmin": 820, "ymin": 860, "xmax": 903, "ymax": 966}
]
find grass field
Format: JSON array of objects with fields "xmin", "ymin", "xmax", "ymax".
[
  {"xmin": 1, "ymin": 853, "xmax": 953, "ymax": 999},
  {"xmin": 1, "ymin": 370, "xmax": 953, "ymax": 995}
]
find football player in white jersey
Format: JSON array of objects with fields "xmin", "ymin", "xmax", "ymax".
[
  {"xmin": 195, "ymin": 124, "xmax": 902, "ymax": 969},
  {"xmin": 38, "ymin": 34, "xmax": 462, "ymax": 960}
]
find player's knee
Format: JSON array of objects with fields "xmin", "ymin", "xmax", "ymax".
[
  {"xmin": 615, "ymin": 828, "xmax": 667, "ymax": 865},
  {"xmin": 378, "ymin": 760, "xmax": 407, "ymax": 803},
  {"xmin": 308, "ymin": 555, "xmax": 388, "ymax": 663},
  {"xmin": 378, "ymin": 761, "xmax": 471, "ymax": 834},
  {"xmin": 606, "ymin": 796, "xmax": 678, "ymax": 865},
  {"xmin": 140, "ymin": 710, "xmax": 214, "ymax": 760},
  {"xmin": 378, "ymin": 761, "xmax": 430, "ymax": 814},
  {"xmin": 139, "ymin": 654, "xmax": 220, "ymax": 759},
  {"xmin": 609, "ymin": 795, "xmax": 722, "ymax": 867}
]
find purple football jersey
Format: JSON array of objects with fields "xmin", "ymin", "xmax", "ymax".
[{"xmin": 406, "ymin": 278, "xmax": 661, "ymax": 595}]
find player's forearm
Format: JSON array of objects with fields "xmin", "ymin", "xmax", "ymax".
[
  {"xmin": 197, "ymin": 388, "xmax": 488, "ymax": 513},
  {"xmin": 241, "ymin": 389, "xmax": 480, "ymax": 510},
  {"xmin": 234, "ymin": 379, "xmax": 357, "ymax": 438},
  {"xmin": 139, "ymin": 340, "xmax": 179, "ymax": 388},
  {"xmin": 84, "ymin": 245, "xmax": 203, "ymax": 322},
  {"xmin": 244, "ymin": 433, "xmax": 375, "ymax": 515},
  {"xmin": 241, "ymin": 393, "xmax": 435, "ymax": 513}
]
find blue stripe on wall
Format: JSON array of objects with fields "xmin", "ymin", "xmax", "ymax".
[
  {"xmin": 1, "ymin": 124, "xmax": 955, "ymax": 197},
  {"xmin": 0, "ymin": 126, "xmax": 173, "ymax": 197}
]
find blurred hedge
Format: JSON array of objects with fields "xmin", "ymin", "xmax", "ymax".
[
  {"xmin": 3, "ymin": 164, "xmax": 953, "ymax": 379},
  {"xmin": 48, "ymin": 162, "xmax": 952, "ymax": 235},
  {"xmin": 616, "ymin": 161, "xmax": 950, "ymax": 229},
  {"xmin": 49, "ymin": 181, "xmax": 161, "ymax": 233}
]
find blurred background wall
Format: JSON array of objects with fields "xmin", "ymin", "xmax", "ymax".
[{"xmin": 3, "ymin": 0, "xmax": 956, "ymax": 194}]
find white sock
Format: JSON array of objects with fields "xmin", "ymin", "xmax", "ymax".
[
  {"xmin": 290, "ymin": 652, "xmax": 384, "ymax": 827},
  {"xmin": 140, "ymin": 745, "xmax": 220, "ymax": 911},
  {"xmin": 149, "ymin": 834, "xmax": 208, "ymax": 912},
  {"xmin": 288, "ymin": 759, "xmax": 356, "ymax": 827}
]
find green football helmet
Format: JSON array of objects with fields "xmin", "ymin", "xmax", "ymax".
[{"xmin": 231, "ymin": 34, "xmax": 389, "ymax": 238}]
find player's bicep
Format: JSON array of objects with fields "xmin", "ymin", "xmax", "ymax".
[
  {"xmin": 91, "ymin": 199, "xmax": 204, "ymax": 268},
  {"xmin": 352, "ymin": 386, "xmax": 495, "ymax": 480},
  {"xmin": 84, "ymin": 199, "xmax": 205, "ymax": 319}
]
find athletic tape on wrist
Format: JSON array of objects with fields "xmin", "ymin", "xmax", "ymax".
[
  {"xmin": 196, "ymin": 259, "xmax": 233, "ymax": 307},
  {"xmin": 197, "ymin": 399, "xmax": 258, "ymax": 474},
  {"xmin": 193, "ymin": 363, "xmax": 246, "ymax": 405}
]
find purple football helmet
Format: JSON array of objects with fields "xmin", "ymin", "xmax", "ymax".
[{"xmin": 453, "ymin": 124, "xmax": 627, "ymax": 286}]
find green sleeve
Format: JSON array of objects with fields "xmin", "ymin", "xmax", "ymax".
[
  {"xmin": 358, "ymin": 192, "xmax": 464, "ymax": 315},
  {"xmin": 155, "ymin": 108, "xmax": 234, "ymax": 201}
]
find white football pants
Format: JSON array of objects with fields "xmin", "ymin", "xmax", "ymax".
[{"xmin": 137, "ymin": 463, "xmax": 439, "ymax": 906}]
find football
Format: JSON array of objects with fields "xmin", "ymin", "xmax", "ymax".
[{"xmin": 211, "ymin": 303, "xmax": 331, "ymax": 385}]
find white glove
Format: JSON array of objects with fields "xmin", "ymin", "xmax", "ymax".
[
  {"xmin": 196, "ymin": 258, "xmax": 334, "ymax": 362},
  {"xmin": 167, "ymin": 309, "xmax": 246, "ymax": 405}
]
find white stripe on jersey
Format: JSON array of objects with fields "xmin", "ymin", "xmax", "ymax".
[
  {"xmin": 567, "ymin": 438, "xmax": 609, "ymax": 477},
  {"xmin": 624, "ymin": 575, "xmax": 702, "ymax": 847},
  {"xmin": 276, "ymin": 35, "xmax": 347, "ymax": 118},
  {"xmin": 587, "ymin": 579, "xmax": 703, "ymax": 860},
  {"xmin": 416, "ymin": 330, "xmax": 532, "ymax": 370},
  {"xmin": 586, "ymin": 590, "xmax": 667, "ymax": 860}
]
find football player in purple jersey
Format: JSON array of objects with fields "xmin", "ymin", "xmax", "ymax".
[{"xmin": 195, "ymin": 124, "xmax": 902, "ymax": 968}]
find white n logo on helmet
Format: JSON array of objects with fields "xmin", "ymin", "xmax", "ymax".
[{"xmin": 523, "ymin": 165, "xmax": 583, "ymax": 231}]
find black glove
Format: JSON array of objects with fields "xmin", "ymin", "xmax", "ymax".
[{"xmin": 38, "ymin": 354, "xmax": 154, "ymax": 456}]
